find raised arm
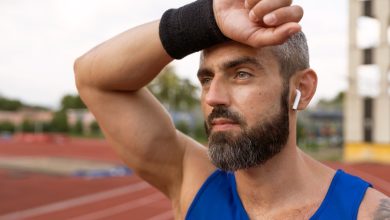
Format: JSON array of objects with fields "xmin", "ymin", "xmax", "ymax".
[
  {"xmin": 75, "ymin": 21, "xmax": 171, "ymax": 92},
  {"xmin": 74, "ymin": 20, "xmax": 186, "ymax": 196},
  {"xmin": 73, "ymin": 0, "xmax": 303, "ymax": 202}
]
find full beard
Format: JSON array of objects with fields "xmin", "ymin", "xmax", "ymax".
[{"xmin": 205, "ymin": 87, "xmax": 290, "ymax": 172}]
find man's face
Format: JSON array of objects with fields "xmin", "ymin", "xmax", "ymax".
[{"xmin": 198, "ymin": 42, "xmax": 290, "ymax": 171}]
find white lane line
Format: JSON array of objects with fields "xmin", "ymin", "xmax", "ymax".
[
  {"xmin": 68, "ymin": 193, "xmax": 165, "ymax": 220},
  {"xmin": 147, "ymin": 210, "xmax": 174, "ymax": 220},
  {"xmin": 0, "ymin": 182, "xmax": 150, "ymax": 220}
]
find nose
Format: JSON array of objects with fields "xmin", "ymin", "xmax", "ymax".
[{"xmin": 204, "ymin": 78, "xmax": 230, "ymax": 107}]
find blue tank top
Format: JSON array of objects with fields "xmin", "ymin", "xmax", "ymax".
[{"xmin": 185, "ymin": 169, "xmax": 372, "ymax": 220}]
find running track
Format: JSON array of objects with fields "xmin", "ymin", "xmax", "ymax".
[{"xmin": 0, "ymin": 138, "xmax": 388, "ymax": 220}]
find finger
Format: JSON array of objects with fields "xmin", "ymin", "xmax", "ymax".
[
  {"xmin": 248, "ymin": 0, "xmax": 293, "ymax": 22},
  {"xmin": 245, "ymin": 0, "xmax": 261, "ymax": 9},
  {"xmin": 263, "ymin": 5, "xmax": 303, "ymax": 26},
  {"xmin": 247, "ymin": 22, "xmax": 301, "ymax": 48}
]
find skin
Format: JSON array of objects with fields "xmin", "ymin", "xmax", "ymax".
[
  {"xmin": 74, "ymin": 0, "xmax": 389, "ymax": 219},
  {"xmin": 199, "ymin": 41, "xmax": 333, "ymax": 219},
  {"xmin": 199, "ymin": 43, "xmax": 284, "ymax": 136}
]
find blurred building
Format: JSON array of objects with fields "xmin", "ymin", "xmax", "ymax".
[
  {"xmin": 66, "ymin": 109, "xmax": 96, "ymax": 134},
  {"xmin": 345, "ymin": 0, "xmax": 390, "ymax": 163},
  {"xmin": 0, "ymin": 109, "xmax": 97, "ymax": 135},
  {"xmin": 0, "ymin": 110, "xmax": 52, "ymax": 132},
  {"xmin": 0, "ymin": 110, "xmax": 52, "ymax": 124}
]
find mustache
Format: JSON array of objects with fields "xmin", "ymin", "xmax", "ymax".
[{"xmin": 207, "ymin": 106, "xmax": 244, "ymax": 127}]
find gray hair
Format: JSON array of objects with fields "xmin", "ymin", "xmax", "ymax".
[{"xmin": 270, "ymin": 31, "xmax": 310, "ymax": 80}]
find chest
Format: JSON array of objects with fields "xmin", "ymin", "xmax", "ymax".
[
  {"xmin": 245, "ymin": 202, "xmax": 321, "ymax": 220},
  {"xmin": 183, "ymin": 170, "xmax": 370, "ymax": 220}
]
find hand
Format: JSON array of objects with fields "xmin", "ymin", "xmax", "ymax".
[{"xmin": 213, "ymin": 0, "xmax": 303, "ymax": 47}]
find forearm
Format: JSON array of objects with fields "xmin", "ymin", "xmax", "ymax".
[{"xmin": 74, "ymin": 20, "xmax": 172, "ymax": 92}]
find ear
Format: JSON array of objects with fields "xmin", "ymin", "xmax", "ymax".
[{"xmin": 290, "ymin": 68, "xmax": 317, "ymax": 110}]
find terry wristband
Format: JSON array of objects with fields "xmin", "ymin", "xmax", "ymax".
[{"xmin": 159, "ymin": 0, "xmax": 229, "ymax": 59}]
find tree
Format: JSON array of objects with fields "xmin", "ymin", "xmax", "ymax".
[
  {"xmin": 21, "ymin": 119, "xmax": 34, "ymax": 132},
  {"xmin": 41, "ymin": 122, "xmax": 53, "ymax": 132},
  {"xmin": 0, "ymin": 96, "xmax": 23, "ymax": 111},
  {"xmin": 0, "ymin": 95, "xmax": 49, "ymax": 111},
  {"xmin": 176, "ymin": 79, "xmax": 199, "ymax": 110},
  {"xmin": 71, "ymin": 119, "xmax": 83, "ymax": 135},
  {"xmin": 297, "ymin": 120, "xmax": 306, "ymax": 145},
  {"xmin": 0, "ymin": 121, "xmax": 15, "ymax": 133},
  {"xmin": 51, "ymin": 110, "xmax": 69, "ymax": 132},
  {"xmin": 61, "ymin": 95, "xmax": 86, "ymax": 110},
  {"xmin": 90, "ymin": 121, "xmax": 101, "ymax": 134},
  {"xmin": 148, "ymin": 66, "xmax": 199, "ymax": 111},
  {"xmin": 316, "ymin": 91, "xmax": 344, "ymax": 111},
  {"xmin": 175, "ymin": 120, "xmax": 189, "ymax": 134},
  {"xmin": 89, "ymin": 120, "xmax": 103, "ymax": 137},
  {"xmin": 193, "ymin": 121, "xmax": 207, "ymax": 143}
]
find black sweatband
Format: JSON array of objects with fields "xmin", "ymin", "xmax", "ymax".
[{"xmin": 159, "ymin": 0, "xmax": 229, "ymax": 59}]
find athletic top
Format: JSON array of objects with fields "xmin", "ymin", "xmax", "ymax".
[{"xmin": 185, "ymin": 169, "xmax": 372, "ymax": 220}]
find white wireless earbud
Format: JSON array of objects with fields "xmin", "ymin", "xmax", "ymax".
[{"xmin": 292, "ymin": 89, "xmax": 301, "ymax": 110}]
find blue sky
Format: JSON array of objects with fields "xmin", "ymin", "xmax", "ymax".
[{"xmin": 0, "ymin": 0, "xmax": 348, "ymax": 108}]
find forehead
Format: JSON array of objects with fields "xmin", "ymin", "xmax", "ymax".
[{"xmin": 200, "ymin": 41, "xmax": 278, "ymax": 70}]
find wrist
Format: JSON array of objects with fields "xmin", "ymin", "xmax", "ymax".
[{"xmin": 159, "ymin": 0, "xmax": 229, "ymax": 59}]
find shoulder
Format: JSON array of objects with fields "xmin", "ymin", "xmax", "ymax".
[
  {"xmin": 174, "ymin": 134, "xmax": 216, "ymax": 218},
  {"xmin": 357, "ymin": 187, "xmax": 389, "ymax": 220}
]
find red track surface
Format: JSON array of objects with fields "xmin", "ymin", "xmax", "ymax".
[{"xmin": 0, "ymin": 138, "xmax": 389, "ymax": 220}]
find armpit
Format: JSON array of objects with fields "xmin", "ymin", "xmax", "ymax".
[{"xmin": 374, "ymin": 198, "xmax": 390, "ymax": 220}]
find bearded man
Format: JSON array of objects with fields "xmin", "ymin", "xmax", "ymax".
[{"xmin": 74, "ymin": 0, "xmax": 389, "ymax": 219}]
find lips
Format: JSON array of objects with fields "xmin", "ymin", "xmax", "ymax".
[
  {"xmin": 210, "ymin": 118, "xmax": 240, "ymax": 131},
  {"xmin": 211, "ymin": 118, "xmax": 237, "ymax": 126},
  {"xmin": 207, "ymin": 106, "xmax": 244, "ymax": 133}
]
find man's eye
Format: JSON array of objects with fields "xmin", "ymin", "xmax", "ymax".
[
  {"xmin": 200, "ymin": 77, "xmax": 212, "ymax": 85},
  {"xmin": 235, "ymin": 71, "xmax": 252, "ymax": 79}
]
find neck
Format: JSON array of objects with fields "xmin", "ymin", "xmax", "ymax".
[
  {"xmin": 235, "ymin": 141, "xmax": 304, "ymax": 204},
  {"xmin": 234, "ymin": 135, "xmax": 334, "ymax": 216}
]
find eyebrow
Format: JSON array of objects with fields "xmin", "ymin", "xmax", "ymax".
[
  {"xmin": 222, "ymin": 56, "xmax": 264, "ymax": 70},
  {"xmin": 197, "ymin": 67, "xmax": 213, "ymax": 79},
  {"xmin": 197, "ymin": 56, "xmax": 265, "ymax": 79}
]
